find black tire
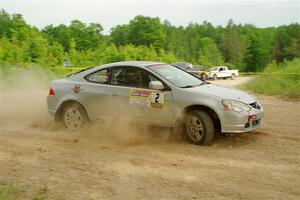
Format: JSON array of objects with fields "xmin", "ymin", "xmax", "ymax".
[
  {"xmin": 201, "ymin": 74, "xmax": 207, "ymax": 81},
  {"xmin": 213, "ymin": 74, "xmax": 217, "ymax": 80},
  {"xmin": 231, "ymin": 74, "xmax": 236, "ymax": 80},
  {"xmin": 61, "ymin": 102, "xmax": 87, "ymax": 129},
  {"xmin": 183, "ymin": 110, "xmax": 214, "ymax": 145}
]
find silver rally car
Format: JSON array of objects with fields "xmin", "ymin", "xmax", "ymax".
[{"xmin": 47, "ymin": 61, "xmax": 263, "ymax": 145}]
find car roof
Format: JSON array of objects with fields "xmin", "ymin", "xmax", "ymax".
[
  {"xmin": 97, "ymin": 61, "xmax": 165, "ymax": 69},
  {"xmin": 67, "ymin": 61, "xmax": 166, "ymax": 79}
]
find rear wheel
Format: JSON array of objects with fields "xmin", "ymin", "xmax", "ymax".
[
  {"xmin": 62, "ymin": 102, "xmax": 87, "ymax": 129},
  {"xmin": 201, "ymin": 74, "xmax": 207, "ymax": 81},
  {"xmin": 231, "ymin": 74, "xmax": 236, "ymax": 80},
  {"xmin": 184, "ymin": 110, "xmax": 214, "ymax": 145}
]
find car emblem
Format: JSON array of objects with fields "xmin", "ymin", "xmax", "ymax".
[{"xmin": 73, "ymin": 84, "xmax": 81, "ymax": 93}]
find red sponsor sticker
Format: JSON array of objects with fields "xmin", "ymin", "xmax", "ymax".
[
  {"xmin": 73, "ymin": 84, "xmax": 81, "ymax": 93},
  {"xmin": 130, "ymin": 89, "xmax": 152, "ymax": 97}
]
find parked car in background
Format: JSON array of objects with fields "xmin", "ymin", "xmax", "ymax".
[
  {"xmin": 188, "ymin": 65, "xmax": 209, "ymax": 81},
  {"xmin": 171, "ymin": 62, "xmax": 193, "ymax": 70},
  {"xmin": 171, "ymin": 62, "xmax": 208, "ymax": 80},
  {"xmin": 208, "ymin": 66, "xmax": 239, "ymax": 80}
]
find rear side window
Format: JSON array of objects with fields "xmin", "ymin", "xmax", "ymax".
[{"xmin": 85, "ymin": 69, "xmax": 109, "ymax": 84}]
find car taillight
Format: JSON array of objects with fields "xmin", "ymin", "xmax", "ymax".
[{"xmin": 49, "ymin": 88, "xmax": 55, "ymax": 95}]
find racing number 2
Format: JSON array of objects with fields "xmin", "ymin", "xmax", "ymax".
[
  {"xmin": 150, "ymin": 92, "xmax": 164, "ymax": 108},
  {"xmin": 155, "ymin": 93, "xmax": 160, "ymax": 103}
]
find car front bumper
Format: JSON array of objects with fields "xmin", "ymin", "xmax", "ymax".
[{"xmin": 218, "ymin": 108, "xmax": 264, "ymax": 133}]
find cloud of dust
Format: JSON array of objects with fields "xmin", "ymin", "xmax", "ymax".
[
  {"xmin": 0, "ymin": 67, "xmax": 180, "ymax": 145},
  {"xmin": 82, "ymin": 118, "xmax": 175, "ymax": 145},
  {"xmin": 0, "ymin": 67, "xmax": 57, "ymax": 130}
]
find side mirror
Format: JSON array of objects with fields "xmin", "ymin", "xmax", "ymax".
[{"xmin": 149, "ymin": 81, "xmax": 164, "ymax": 90}]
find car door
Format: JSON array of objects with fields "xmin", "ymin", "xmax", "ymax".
[
  {"xmin": 109, "ymin": 66, "xmax": 174, "ymax": 126},
  {"xmin": 81, "ymin": 68, "xmax": 115, "ymax": 119}
]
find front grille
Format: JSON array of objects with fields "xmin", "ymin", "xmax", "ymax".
[{"xmin": 249, "ymin": 102, "xmax": 261, "ymax": 110}]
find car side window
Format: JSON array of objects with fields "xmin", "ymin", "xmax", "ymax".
[
  {"xmin": 142, "ymin": 71, "xmax": 160, "ymax": 89},
  {"xmin": 110, "ymin": 66, "xmax": 161, "ymax": 89},
  {"xmin": 111, "ymin": 66, "xmax": 143, "ymax": 88},
  {"xmin": 85, "ymin": 69, "xmax": 109, "ymax": 84}
]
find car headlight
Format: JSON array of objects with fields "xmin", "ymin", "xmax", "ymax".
[{"xmin": 222, "ymin": 99, "xmax": 251, "ymax": 112}]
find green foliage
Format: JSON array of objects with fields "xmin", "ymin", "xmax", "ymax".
[
  {"xmin": 120, "ymin": 44, "xmax": 157, "ymax": 61},
  {"xmin": 244, "ymin": 59, "xmax": 300, "ymax": 98},
  {"xmin": 127, "ymin": 16, "xmax": 166, "ymax": 50},
  {"xmin": 110, "ymin": 25, "xmax": 129, "ymax": 46},
  {"xmin": 243, "ymin": 28, "xmax": 275, "ymax": 71},
  {"xmin": 157, "ymin": 49, "xmax": 177, "ymax": 63},
  {"xmin": 111, "ymin": 16, "xmax": 166, "ymax": 50},
  {"xmin": 222, "ymin": 19, "xmax": 247, "ymax": 67},
  {"xmin": 102, "ymin": 43, "xmax": 122, "ymax": 63},
  {"xmin": 42, "ymin": 20, "xmax": 103, "ymax": 52},
  {"xmin": 197, "ymin": 37, "xmax": 224, "ymax": 67},
  {"xmin": 274, "ymin": 24, "xmax": 300, "ymax": 62},
  {"xmin": 0, "ymin": 9, "xmax": 300, "ymax": 73}
]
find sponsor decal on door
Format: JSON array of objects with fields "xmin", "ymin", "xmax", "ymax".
[{"xmin": 129, "ymin": 89, "xmax": 165, "ymax": 108}]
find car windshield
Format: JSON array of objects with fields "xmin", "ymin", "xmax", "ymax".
[{"xmin": 148, "ymin": 64, "xmax": 204, "ymax": 88}]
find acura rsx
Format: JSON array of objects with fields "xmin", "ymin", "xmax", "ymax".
[{"xmin": 47, "ymin": 61, "xmax": 263, "ymax": 145}]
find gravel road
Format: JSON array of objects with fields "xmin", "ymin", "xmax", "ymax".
[{"xmin": 1, "ymin": 77, "xmax": 299, "ymax": 200}]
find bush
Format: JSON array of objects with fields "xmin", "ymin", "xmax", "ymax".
[{"xmin": 244, "ymin": 59, "xmax": 300, "ymax": 98}]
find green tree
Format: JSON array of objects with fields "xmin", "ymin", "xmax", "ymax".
[
  {"xmin": 102, "ymin": 43, "xmax": 122, "ymax": 63},
  {"xmin": 197, "ymin": 37, "xmax": 224, "ymax": 67},
  {"xmin": 127, "ymin": 16, "xmax": 166, "ymax": 50},
  {"xmin": 47, "ymin": 42, "xmax": 65, "ymax": 67},
  {"xmin": 110, "ymin": 25, "xmax": 129, "ymax": 47},
  {"xmin": 42, "ymin": 24, "xmax": 72, "ymax": 52},
  {"xmin": 1, "ymin": 9, "xmax": 300, "ymax": 72},
  {"xmin": 0, "ymin": 36, "xmax": 15, "ymax": 63},
  {"xmin": 222, "ymin": 19, "xmax": 247, "ymax": 67},
  {"xmin": 244, "ymin": 33, "xmax": 270, "ymax": 71}
]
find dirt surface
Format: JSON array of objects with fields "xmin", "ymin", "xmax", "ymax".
[{"xmin": 1, "ymin": 77, "xmax": 300, "ymax": 200}]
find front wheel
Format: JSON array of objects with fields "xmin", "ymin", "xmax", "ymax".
[
  {"xmin": 184, "ymin": 110, "xmax": 214, "ymax": 145},
  {"xmin": 62, "ymin": 103, "xmax": 87, "ymax": 129}
]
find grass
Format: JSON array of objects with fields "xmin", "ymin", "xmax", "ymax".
[
  {"xmin": 0, "ymin": 181, "xmax": 48, "ymax": 200},
  {"xmin": 0, "ymin": 181, "xmax": 23, "ymax": 200},
  {"xmin": 243, "ymin": 59, "xmax": 300, "ymax": 98}
]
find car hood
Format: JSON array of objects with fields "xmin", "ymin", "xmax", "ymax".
[{"xmin": 187, "ymin": 84, "xmax": 256, "ymax": 104}]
